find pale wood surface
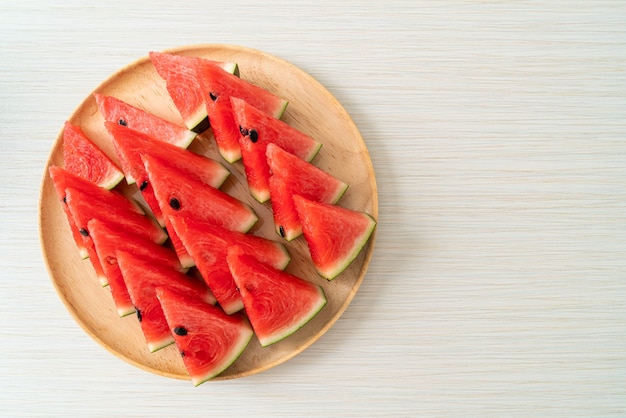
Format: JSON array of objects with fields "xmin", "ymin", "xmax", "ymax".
[{"xmin": 1, "ymin": 1, "xmax": 625, "ymax": 417}]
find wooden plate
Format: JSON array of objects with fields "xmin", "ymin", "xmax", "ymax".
[{"xmin": 38, "ymin": 44, "xmax": 378, "ymax": 381}]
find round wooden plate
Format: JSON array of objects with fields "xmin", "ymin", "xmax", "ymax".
[{"xmin": 38, "ymin": 44, "xmax": 378, "ymax": 381}]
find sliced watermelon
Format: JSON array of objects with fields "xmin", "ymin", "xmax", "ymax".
[
  {"xmin": 226, "ymin": 246, "xmax": 326, "ymax": 347},
  {"xmin": 49, "ymin": 165, "xmax": 142, "ymax": 259},
  {"xmin": 230, "ymin": 97, "xmax": 322, "ymax": 202},
  {"xmin": 156, "ymin": 286, "xmax": 253, "ymax": 385},
  {"xmin": 168, "ymin": 216, "xmax": 290, "ymax": 314},
  {"xmin": 142, "ymin": 154, "xmax": 258, "ymax": 234},
  {"xmin": 191, "ymin": 59, "xmax": 288, "ymax": 163},
  {"xmin": 64, "ymin": 187, "xmax": 168, "ymax": 247},
  {"xmin": 94, "ymin": 93, "xmax": 196, "ymax": 149},
  {"xmin": 293, "ymin": 195, "xmax": 376, "ymax": 280},
  {"xmin": 88, "ymin": 219, "xmax": 187, "ymax": 317},
  {"xmin": 149, "ymin": 51, "xmax": 238, "ymax": 133},
  {"xmin": 105, "ymin": 121, "xmax": 230, "ymax": 227},
  {"xmin": 116, "ymin": 250, "xmax": 214, "ymax": 352},
  {"xmin": 62, "ymin": 121, "xmax": 124, "ymax": 189},
  {"xmin": 267, "ymin": 143, "xmax": 348, "ymax": 241}
]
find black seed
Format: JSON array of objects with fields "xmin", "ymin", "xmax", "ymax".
[
  {"xmin": 173, "ymin": 326, "xmax": 188, "ymax": 336},
  {"xmin": 136, "ymin": 308, "xmax": 142, "ymax": 322},
  {"xmin": 139, "ymin": 180, "xmax": 149, "ymax": 191},
  {"xmin": 209, "ymin": 92, "xmax": 217, "ymax": 101},
  {"xmin": 62, "ymin": 195, "xmax": 67, "ymax": 204},
  {"xmin": 239, "ymin": 125, "xmax": 248, "ymax": 136},
  {"xmin": 180, "ymin": 351, "xmax": 185, "ymax": 358},
  {"xmin": 279, "ymin": 225, "xmax": 285, "ymax": 238},
  {"xmin": 79, "ymin": 228, "xmax": 89, "ymax": 237},
  {"xmin": 169, "ymin": 197, "xmax": 181, "ymax": 210},
  {"xmin": 118, "ymin": 118, "xmax": 127, "ymax": 126},
  {"xmin": 249, "ymin": 129, "xmax": 258, "ymax": 143}
]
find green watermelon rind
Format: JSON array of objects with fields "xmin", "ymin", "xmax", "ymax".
[
  {"xmin": 259, "ymin": 286, "xmax": 327, "ymax": 348},
  {"xmin": 318, "ymin": 213, "xmax": 377, "ymax": 281},
  {"xmin": 191, "ymin": 325, "xmax": 254, "ymax": 386}
]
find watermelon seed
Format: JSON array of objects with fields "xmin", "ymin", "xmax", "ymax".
[
  {"xmin": 239, "ymin": 126, "xmax": 248, "ymax": 136},
  {"xmin": 169, "ymin": 197, "xmax": 181, "ymax": 210},
  {"xmin": 62, "ymin": 195, "xmax": 67, "ymax": 204},
  {"xmin": 249, "ymin": 129, "xmax": 258, "ymax": 143},
  {"xmin": 173, "ymin": 326, "xmax": 188, "ymax": 336},
  {"xmin": 279, "ymin": 225, "xmax": 285, "ymax": 238},
  {"xmin": 180, "ymin": 351, "xmax": 185, "ymax": 358},
  {"xmin": 118, "ymin": 118, "xmax": 127, "ymax": 126},
  {"xmin": 209, "ymin": 92, "xmax": 217, "ymax": 101},
  {"xmin": 136, "ymin": 308, "xmax": 142, "ymax": 322},
  {"xmin": 139, "ymin": 180, "xmax": 149, "ymax": 191},
  {"xmin": 79, "ymin": 228, "xmax": 89, "ymax": 237}
]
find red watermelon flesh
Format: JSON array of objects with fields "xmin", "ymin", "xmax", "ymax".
[
  {"xmin": 168, "ymin": 216, "xmax": 290, "ymax": 314},
  {"xmin": 230, "ymin": 97, "xmax": 322, "ymax": 203},
  {"xmin": 116, "ymin": 250, "xmax": 214, "ymax": 352},
  {"xmin": 191, "ymin": 59, "xmax": 288, "ymax": 163},
  {"xmin": 94, "ymin": 93, "xmax": 196, "ymax": 149},
  {"xmin": 267, "ymin": 143, "xmax": 348, "ymax": 241},
  {"xmin": 226, "ymin": 246, "xmax": 326, "ymax": 347},
  {"xmin": 142, "ymin": 154, "xmax": 258, "ymax": 234},
  {"xmin": 48, "ymin": 166, "xmax": 143, "ymax": 258},
  {"xmin": 105, "ymin": 122, "xmax": 230, "ymax": 227},
  {"xmin": 156, "ymin": 286, "xmax": 253, "ymax": 385},
  {"xmin": 88, "ymin": 219, "xmax": 187, "ymax": 317},
  {"xmin": 149, "ymin": 51, "xmax": 238, "ymax": 133},
  {"xmin": 49, "ymin": 166, "xmax": 144, "ymax": 216},
  {"xmin": 293, "ymin": 195, "xmax": 376, "ymax": 280},
  {"xmin": 62, "ymin": 121, "xmax": 124, "ymax": 190}
]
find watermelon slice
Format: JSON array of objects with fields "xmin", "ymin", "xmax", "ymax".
[
  {"xmin": 149, "ymin": 51, "xmax": 238, "ymax": 134},
  {"xmin": 64, "ymin": 186, "xmax": 168, "ymax": 284},
  {"xmin": 230, "ymin": 97, "xmax": 322, "ymax": 202},
  {"xmin": 105, "ymin": 121, "xmax": 230, "ymax": 225},
  {"xmin": 293, "ymin": 195, "xmax": 376, "ymax": 280},
  {"xmin": 156, "ymin": 286, "xmax": 253, "ymax": 385},
  {"xmin": 88, "ymin": 219, "xmax": 187, "ymax": 317},
  {"xmin": 116, "ymin": 250, "xmax": 214, "ymax": 352},
  {"xmin": 192, "ymin": 59, "xmax": 288, "ymax": 163},
  {"xmin": 168, "ymin": 216, "xmax": 290, "ymax": 314},
  {"xmin": 142, "ymin": 154, "xmax": 258, "ymax": 234},
  {"xmin": 62, "ymin": 121, "xmax": 124, "ymax": 189},
  {"xmin": 48, "ymin": 165, "xmax": 143, "ymax": 259},
  {"xmin": 267, "ymin": 143, "xmax": 348, "ymax": 241},
  {"xmin": 226, "ymin": 246, "xmax": 326, "ymax": 347},
  {"xmin": 94, "ymin": 94, "xmax": 196, "ymax": 149}
]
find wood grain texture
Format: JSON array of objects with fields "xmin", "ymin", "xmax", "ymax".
[{"xmin": 2, "ymin": 0, "xmax": 626, "ymax": 416}]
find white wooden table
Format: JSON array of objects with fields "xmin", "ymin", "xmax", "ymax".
[{"xmin": 1, "ymin": 1, "xmax": 625, "ymax": 416}]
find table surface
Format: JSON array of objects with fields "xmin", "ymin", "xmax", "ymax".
[{"xmin": 2, "ymin": 1, "xmax": 625, "ymax": 416}]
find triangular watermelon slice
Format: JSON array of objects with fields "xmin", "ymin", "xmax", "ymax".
[
  {"xmin": 226, "ymin": 245, "xmax": 327, "ymax": 347},
  {"xmin": 156, "ymin": 286, "xmax": 253, "ymax": 385},
  {"xmin": 48, "ymin": 165, "xmax": 143, "ymax": 259},
  {"xmin": 62, "ymin": 121, "xmax": 124, "ymax": 189},
  {"xmin": 191, "ymin": 59, "xmax": 289, "ymax": 163},
  {"xmin": 230, "ymin": 97, "xmax": 322, "ymax": 202},
  {"xmin": 64, "ymin": 187, "xmax": 168, "ymax": 284},
  {"xmin": 293, "ymin": 195, "xmax": 376, "ymax": 280},
  {"xmin": 142, "ymin": 154, "xmax": 258, "ymax": 234},
  {"xmin": 88, "ymin": 219, "xmax": 187, "ymax": 317},
  {"xmin": 149, "ymin": 51, "xmax": 239, "ymax": 134},
  {"xmin": 105, "ymin": 121, "xmax": 230, "ymax": 223},
  {"xmin": 267, "ymin": 143, "xmax": 348, "ymax": 241},
  {"xmin": 116, "ymin": 250, "xmax": 214, "ymax": 352},
  {"xmin": 94, "ymin": 94, "xmax": 196, "ymax": 149},
  {"xmin": 168, "ymin": 215, "xmax": 290, "ymax": 314}
]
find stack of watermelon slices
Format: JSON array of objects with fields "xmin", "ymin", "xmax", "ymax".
[{"xmin": 50, "ymin": 51, "xmax": 376, "ymax": 385}]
